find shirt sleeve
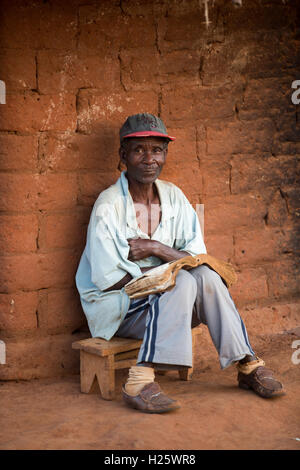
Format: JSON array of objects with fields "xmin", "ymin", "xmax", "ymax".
[
  {"xmin": 85, "ymin": 201, "xmax": 143, "ymax": 291},
  {"xmin": 173, "ymin": 190, "xmax": 207, "ymax": 256}
]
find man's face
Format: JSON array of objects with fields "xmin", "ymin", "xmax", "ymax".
[{"xmin": 119, "ymin": 137, "xmax": 168, "ymax": 184}]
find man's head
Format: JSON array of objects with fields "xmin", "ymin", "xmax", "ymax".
[{"xmin": 118, "ymin": 113, "xmax": 175, "ymax": 184}]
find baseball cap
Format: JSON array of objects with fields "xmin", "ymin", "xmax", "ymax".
[{"xmin": 119, "ymin": 113, "xmax": 175, "ymax": 142}]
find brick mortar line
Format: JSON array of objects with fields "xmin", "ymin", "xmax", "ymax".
[
  {"xmin": 0, "ymin": 286, "xmax": 78, "ymax": 295},
  {"xmin": 0, "ymin": 245, "xmax": 82, "ymax": 254},
  {"xmin": 0, "ymin": 328, "xmax": 86, "ymax": 341}
]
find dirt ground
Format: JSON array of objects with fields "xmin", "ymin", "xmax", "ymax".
[{"xmin": 0, "ymin": 331, "xmax": 299, "ymax": 451}]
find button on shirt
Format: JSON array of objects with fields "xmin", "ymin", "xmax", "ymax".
[{"xmin": 75, "ymin": 171, "xmax": 207, "ymax": 340}]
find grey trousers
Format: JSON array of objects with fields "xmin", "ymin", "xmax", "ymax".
[{"xmin": 115, "ymin": 265, "xmax": 255, "ymax": 370}]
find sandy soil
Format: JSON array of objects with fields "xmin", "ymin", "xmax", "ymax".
[{"xmin": 0, "ymin": 331, "xmax": 299, "ymax": 451}]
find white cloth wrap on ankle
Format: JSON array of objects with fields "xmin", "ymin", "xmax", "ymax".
[
  {"xmin": 236, "ymin": 357, "xmax": 265, "ymax": 375},
  {"xmin": 125, "ymin": 366, "xmax": 155, "ymax": 396}
]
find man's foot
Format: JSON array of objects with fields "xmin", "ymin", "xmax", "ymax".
[
  {"xmin": 122, "ymin": 382, "xmax": 181, "ymax": 413},
  {"xmin": 238, "ymin": 366, "xmax": 285, "ymax": 398}
]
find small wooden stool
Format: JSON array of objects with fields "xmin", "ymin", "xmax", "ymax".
[{"xmin": 72, "ymin": 327, "xmax": 202, "ymax": 400}]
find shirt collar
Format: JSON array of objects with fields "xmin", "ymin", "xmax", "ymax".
[{"xmin": 119, "ymin": 171, "xmax": 175, "ymax": 230}]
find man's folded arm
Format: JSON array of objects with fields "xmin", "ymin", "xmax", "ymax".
[
  {"xmin": 103, "ymin": 266, "xmax": 153, "ymax": 292},
  {"xmin": 103, "ymin": 244, "xmax": 190, "ymax": 292},
  {"xmin": 86, "ymin": 204, "xmax": 143, "ymax": 292}
]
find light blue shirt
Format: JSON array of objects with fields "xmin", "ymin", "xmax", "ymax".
[{"xmin": 75, "ymin": 171, "xmax": 207, "ymax": 340}]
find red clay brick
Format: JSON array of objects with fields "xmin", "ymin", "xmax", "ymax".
[
  {"xmin": 201, "ymin": 42, "xmax": 248, "ymax": 86},
  {"xmin": 160, "ymin": 50, "xmax": 201, "ymax": 84},
  {"xmin": 45, "ymin": 210, "xmax": 90, "ymax": 250},
  {"xmin": 0, "ymin": 174, "xmax": 77, "ymax": 212},
  {"xmin": 272, "ymin": 119, "xmax": 300, "ymax": 156},
  {"xmin": 0, "ymin": 291, "xmax": 38, "ymax": 332},
  {"xmin": 234, "ymin": 226, "xmax": 296, "ymax": 266},
  {"xmin": 39, "ymin": 133, "xmax": 80, "ymax": 172},
  {"xmin": 0, "ymin": 332, "xmax": 87, "ymax": 380},
  {"xmin": 46, "ymin": 288, "xmax": 86, "ymax": 332},
  {"xmin": 241, "ymin": 301, "xmax": 300, "ymax": 337},
  {"xmin": 204, "ymin": 193, "xmax": 267, "ymax": 235},
  {"xmin": 281, "ymin": 186, "xmax": 300, "ymax": 219},
  {"xmin": 0, "ymin": 214, "xmax": 38, "ymax": 254},
  {"xmin": 78, "ymin": 5, "xmax": 156, "ymax": 54},
  {"xmin": 40, "ymin": 132, "xmax": 120, "ymax": 172},
  {"xmin": 163, "ymin": 127, "xmax": 197, "ymax": 166},
  {"xmin": 77, "ymin": 90, "xmax": 158, "ymax": 133},
  {"xmin": 160, "ymin": 127, "xmax": 200, "ymax": 194},
  {"xmin": 0, "ymin": 92, "xmax": 77, "ymax": 132},
  {"xmin": 275, "ymin": 140, "xmax": 300, "ymax": 157},
  {"xmin": 267, "ymin": 189, "xmax": 290, "ymax": 227},
  {"xmin": 229, "ymin": 267, "xmax": 268, "ymax": 307},
  {"xmin": 267, "ymin": 258, "xmax": 300, "ymax": 299},
  {"xmin": 120, "ymin": 48, "xmax": 160, "ymax": 91},
  {"xmin": 224, "ymin": 3, "xmax": 295, "ymax": 36},
  {"xmin": 38, "ymin": 51, "xmax": 120, "ymax": 94},
  {"xmin": 230, "ymin": 155, "xmax": 298, "ymax": 195},
  {"xmin": 205, "ymin": 234, "xmax": 234, "ymax": 262},
  {"xmin": 35, "ymin": 173, "xmax": 78, "ymax": 211},
  {"xmin": 162, "ymin": 13, "xmax": 209, "ymax": 49},
  {"xmin": 0, "ymin": 50, "xmax": 36, "ymax": 91},
  {"xmin": 238, "ymin": 77, "xmax": 295, "ymax": 121},
  {"xmin": 76, "ymin": 132, "xmax": 120, "ymax": 171},
  {"xmin": 121, "ymin": 1, "xmax": 167, "ymax": 17},
  {"xmin": 0, "ymin": 174, "xmax": 38, "ymax": 211},
  {"xmin": 161, "ymin": 160, "xmax": 202, "ymax": 197},
  {"xmin": 0, "ymin": 0, "xmax": 77, "ymax": 50},
  {"xmin": 39, "ymin": 251, "xmax": 82, "ymax": 291},
  {"xmin": 78, "ymin": 172, "xmax": 119, "ymax": 206},
  {"xmin": 158, "ymin": 5, "xmax": 224, "ymax": 52},
  {"xmin": 0, "ymin": 252, "xmax": 80, "ymax": 292},
  {"xmin": 244, "ymin": 37, "xmax": 300, "ymax": 79},
  {"xmin": 161, "ymin": 84, "xmax": 239, "ymax": 125},
  {"xmin": 196, "ymin": 124, "xmax": 207, "ymax": 158},
  {"xmin": 0, "ymin": 134, "xmax": 38, "ymax": 171},
  {"xmin": 201, "ymin": 160, "xmax": 231, "ymax": 197},
  {"xmin": 120, "ymin": 48, "xmax": 201, "ymax": 90},
  {"xmin": 206, "ymin": 119, "xmax": 275, "ymax": 155}
]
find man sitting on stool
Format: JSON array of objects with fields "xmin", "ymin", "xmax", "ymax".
[{"xmin": 76, "ymin": 113, "xmax": 284, "ymax": 413}]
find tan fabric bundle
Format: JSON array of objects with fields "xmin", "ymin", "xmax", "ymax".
[{"xmin": 124, "ymin": 253, "xmax": 238, "ymax": 299}]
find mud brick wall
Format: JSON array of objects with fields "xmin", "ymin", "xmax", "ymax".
[{"xmin": 0, "ymin": 0, "xmax": 299, "ymax": 379}]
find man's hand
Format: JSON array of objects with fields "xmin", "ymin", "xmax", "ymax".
[
  {"xmin": 127, "ymin": 237, "xmax": 158, "ymax": 261},
  {"xmin": 128, "ymin": 237, "xmax": 190, "ymax": 263}
]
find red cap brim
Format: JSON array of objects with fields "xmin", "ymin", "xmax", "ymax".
[{"xmin": 122, "ymin": 131, "xmax": 175, "ymax": 141}]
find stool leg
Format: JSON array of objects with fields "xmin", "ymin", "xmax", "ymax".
[
  {"xmin": 80, "ymin": 351, "xmax": 115, "ymax": 400},
  {"xmin": 96, "ymin": 355, "xmax": 115, "ymax": 401},
  {"xmin": 179, "ymin": 367, "xmax": 193, "ymax": 381},
  {"xmin": 80, "ymin": 351, "xmax": 98, "ymax": 393}
]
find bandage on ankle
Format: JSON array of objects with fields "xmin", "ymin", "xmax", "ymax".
[
  {"xmin": 124, "ymin": 365, "xmax": 155, "ymax": 396},
  {"xmin": 237, "ymin": 357, "xmax": 265, "ymax": 375}
]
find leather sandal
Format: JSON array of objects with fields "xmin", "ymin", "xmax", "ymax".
[
  {"xmin": 122, "ymin": 382, "xmax": 181, "ymax": 413},
  {"xmin": 238, "ymin": 366, "xmax": 285, "ymax": 398}
]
